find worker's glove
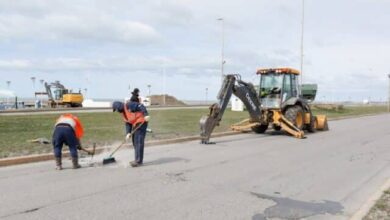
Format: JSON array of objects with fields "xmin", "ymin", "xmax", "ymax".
[
  {"xmin": 144, "ymin": 116, "xmax": 151, "ymax": 122},
  {"xmin": 125, "ymin": 133, "xmax": 131, "ymax": 141}
]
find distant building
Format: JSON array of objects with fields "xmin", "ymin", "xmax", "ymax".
[{"xmin": 0, "ymin": 90, "xmax": 16, "ymax": 110}]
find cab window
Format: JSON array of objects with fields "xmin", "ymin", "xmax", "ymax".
[
  {"xmin": 282, "ymin": 74, "xmax": 292, "ymax": 101},
  {"xmin": 291, "ymin": 75, "xmax": 298, "ymax": 97}
]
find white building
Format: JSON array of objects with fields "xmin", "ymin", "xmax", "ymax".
[{"xmin": 0, "ymin": 90, "xmax": 16, "ymax": 110}]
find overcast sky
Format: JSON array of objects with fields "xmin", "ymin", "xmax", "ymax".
[{"xmin": 0, "ymin": 0, "xmax": 389, "ymax": 101}]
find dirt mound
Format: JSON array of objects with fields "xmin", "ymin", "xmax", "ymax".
[{"xmin": 150, "ymin": 95, "xmax": 186, "ymax": 106}]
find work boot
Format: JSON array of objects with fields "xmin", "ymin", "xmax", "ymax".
[
  {"xmin": 72, "ymin": 157, "xmax": 81, "ymax": 169},
  {"xmin": 55, "ymin": 157, "xmax": 62, "ymax": 170},
  {"xmin": 130, "ymin": 161, "xmax": 139, "ymax": 167}
]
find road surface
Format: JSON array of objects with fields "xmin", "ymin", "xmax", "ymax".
[{"xmin": 0, "ymin": 114, "xmax": 389, "ymax": 219}]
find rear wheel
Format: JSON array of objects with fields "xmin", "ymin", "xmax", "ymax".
[
  {"xmin": 284, "ymin": 105, "xmax": 304, "ymax": 130},
  {"xmin": 306, "ymin": 115, "xmax": 317, "ymax": 133},
  {"xmin": 251, "ymin": 124, "xmax": 268, "ymax": 133}
]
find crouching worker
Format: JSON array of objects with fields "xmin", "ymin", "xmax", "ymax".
[
  {"xmin": 52, "ymin": 113, "xmax": 84, "ymax": 170},
  {"xmin": 112, "ymin": 100, "xmax": 150, "ymax": 167}
]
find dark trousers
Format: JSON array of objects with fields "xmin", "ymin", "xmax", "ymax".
[
  {"xmin": 134, "ymin": 123, "xmax": 147, "ymax": 163},
  {"xmin": 52, "ymin": 125, "xmax": 79, "ymax": 158}
]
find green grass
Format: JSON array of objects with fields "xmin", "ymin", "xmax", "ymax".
[
  {"xmin": 0, "ymin": 109, "xmax": 248, "ymax": 158},
  {"xmin": 364, "ymin": 188, "xmax": 390, "ymax": 220},
  {"xmin": 0, "ymin": 105, "xmax": 387, "ymax": 158},
  {"xmin": 312, "ymin": 105, "xmax": 388, "ymax": 119}
]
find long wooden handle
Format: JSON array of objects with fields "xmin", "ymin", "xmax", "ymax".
[{"xmin": 108, "ymin": 122, "xmax": 144, "ymax": 157}]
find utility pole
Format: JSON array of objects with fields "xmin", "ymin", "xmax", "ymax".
[
  {"xmin": 388, "ymin": 74, "xmax": 390, "ymax": 112},
  {"xmin": 217, "ymin": 18, "xmax": 225, "ymax": 84},
  {"xmin": 300, "ymin": 0, "xmax": 305, "ymax": 85}
]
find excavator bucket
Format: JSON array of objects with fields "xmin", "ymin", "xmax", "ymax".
[
  {"xmin": 200, "ymin": 104, "xmax": 222, "ymax": 144},
  {"xmin": 200, "ymin": 76, "xmax": 236, "ymax": 144}
]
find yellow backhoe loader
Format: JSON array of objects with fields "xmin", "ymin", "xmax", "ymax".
[{"xmin": 200, "ymin": 68, "xmax": 328, "ymax": 144}]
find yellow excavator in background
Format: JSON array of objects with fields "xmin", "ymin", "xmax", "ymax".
[
  {"xmin": 200, "ymin": 68, "xmax": 328, "ymax": 144},
  {"xmin": 44, "ymin": 81, "xmax": 83, "ymax": 107}
]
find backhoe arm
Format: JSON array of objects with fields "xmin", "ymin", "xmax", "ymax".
[{"xmin": 199, "ymin": 74, "xmax": 262, "ymax": 144}]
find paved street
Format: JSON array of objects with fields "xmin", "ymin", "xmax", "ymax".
[{"xmin": 0, "ymin": 114, "xmax": 389, "ymax": 220}]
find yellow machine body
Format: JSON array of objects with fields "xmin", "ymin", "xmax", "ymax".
[{"xmin": 62, "ymin": 93, "xmax": 83, "ymax": 105}]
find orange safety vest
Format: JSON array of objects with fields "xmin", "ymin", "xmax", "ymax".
[
  {"xmin": 55, "ymin": 114, "xmax": 84, "ymax": 139},
  {"xmin": 123, "ymin": 104, "xmax": 145, "ymax": 126}
]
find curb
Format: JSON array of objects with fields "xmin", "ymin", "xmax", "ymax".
[
  {"xmin": 349, "ymin": 178, "xmax": 390, "ymax": 220},
  {"xmin": 0, "ymin": 131, "xmax": 239, "ymax": 168}
]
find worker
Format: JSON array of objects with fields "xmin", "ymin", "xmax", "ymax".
[
  {"xmin": 112, "ymin": 100, "xmax": 150, "ymax": 167},
  {"xmin": 52, "ymin": 113, "xmax": 84, "ymax": 170}
]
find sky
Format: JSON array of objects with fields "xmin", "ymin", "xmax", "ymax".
[{"xmin": 0, "ymin": 0, "xmax": 389, "ymax": 102}]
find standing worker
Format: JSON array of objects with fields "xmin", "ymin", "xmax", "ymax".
[
  {"xmin": 112, "ymin": 98, "xmax": 150, "ymax": 167},
  {"xmin": 52, "ymin": 113, "xmax": 84, "ymax": 170},
  {"xmin": 130, "ymin": 88, "xmax": 140, "ymax": 103}
]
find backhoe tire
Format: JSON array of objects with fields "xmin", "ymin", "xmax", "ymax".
[
  {"xmin": 284, "ymin": 105, "xmax": 304, "ymax": 130},
  {"xmin": 272, "ymin": 124, "xmax": 282, "ymax": 131},
  {"xmin": 306, "ymin": 115, "xmax": 316, "ymax": 133},
  {"xmin": 251, "ymin": 124, "xmax": 268, "ymax": 134}
]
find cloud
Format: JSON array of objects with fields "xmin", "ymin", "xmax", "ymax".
[
  {"xmin": 0, "ymin": 0, "xmax": 389, "ymax": 101},
  {"xmin": 0, "ymin": 2, "xmax": 160, "ymax": 45}
]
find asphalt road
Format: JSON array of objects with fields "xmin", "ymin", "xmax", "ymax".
[{"xmin": 0, "ymin": 114, "xmax": 389, "ymax": 220}]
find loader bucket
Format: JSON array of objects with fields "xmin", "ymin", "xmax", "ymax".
[{"xmin": 315, "ymin": 115, "xmax": 329, "ymax": 131}]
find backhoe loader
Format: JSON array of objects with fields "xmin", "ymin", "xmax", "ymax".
[{"xmin": 200, "ymin": 68, "xmax": 328, "ymax": 144}]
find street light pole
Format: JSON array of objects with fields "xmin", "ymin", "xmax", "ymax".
[
  {"xmin": 39, "ymin": 79, "xmax": 44, "ymax": 108},
  {"xmin": 217, "ymin": 18, "xmax": 225, "ymax": 83},
  {"xmin": 163, "ymin": 63, "xmax": 166, "ymax": 106},
  {"xmin": 147, "ymin": 84, "xmax": 151, "ymax": 97},
  {"xmin": 388, "ymin": 74, "xmax": 390, "ymax": 112},
  {"xmin": 31, "ymin": 77, "xmax": 36, "ymax": 90},
  {"xmin": 128, "ymin": 84, "xmax": 131, "ymax": 99},
  {"xmin": 205, "ymin": 87, "xmax": 208, "ymax": 104},
  {"xmin": 300, "ymin": 0, "xmax": 305, "ymax": 85}
]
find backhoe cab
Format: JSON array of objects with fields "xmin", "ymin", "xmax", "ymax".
[{"xmin": 200, "ymin": 68, "xmax": 328, "ymax": 144}]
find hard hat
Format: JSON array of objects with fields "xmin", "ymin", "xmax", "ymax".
[
  {"xmin": 112, "ymin": 101, "xmax": 124, "ymax": 113},
  {"xmin": 131, "ymin": 88, "xmax": 140, "ymax": 96}
]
